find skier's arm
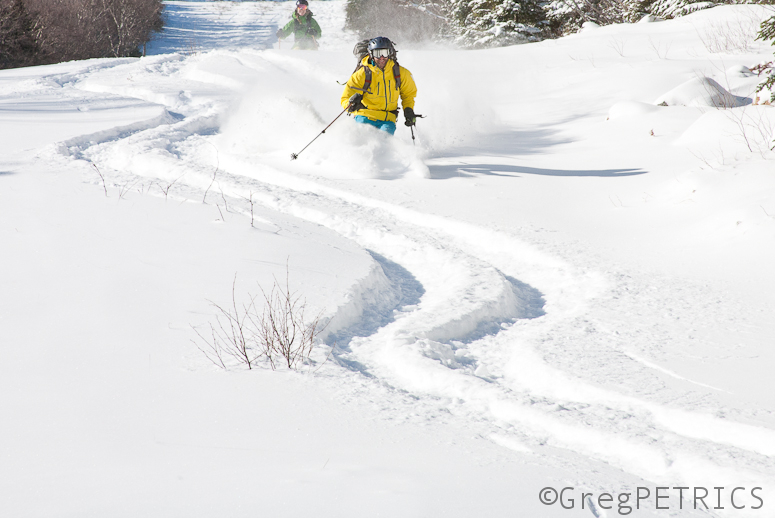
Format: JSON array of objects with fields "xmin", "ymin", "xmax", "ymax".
[
  {"xmin": 276, "ymin": 19, "xmax": 294, "ymax": 39},
  {"xmin": 398, "ymin": 67, "xmax": 417, "ymax": 111},
  {"xmin": 340, "ymin": 68, "xmax": 367, "ymax": 110},
  {"xmin": 308, "ymin": 18, "xmax": 322, "ymax": 38}
]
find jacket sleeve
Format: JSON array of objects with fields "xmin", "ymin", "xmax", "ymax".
[
  {"xmin": 278, "ymin": 19, "xmax": 294, "ymax": 38},
  {"xmin": 399, "ymin": 67, "xmax": 417, "ymax": 110},
  {"xmin": 341, "ymin": 68, "xmax": 366, "ymax": 110},
  {"xmin": 310, "ymin": 17, "xmax": 322, "ymax": 38}
]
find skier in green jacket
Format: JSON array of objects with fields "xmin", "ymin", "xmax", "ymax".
[{"xmin": 276, "ymin": 0, "xmax": 322, "ymax": 50}]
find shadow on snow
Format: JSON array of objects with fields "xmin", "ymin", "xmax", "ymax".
[
  {"xmin": 429, "ymin": 163, "xmax": 646, "ymax": 179},
  {"xmin": 146, "ymin": 2, "xmax": 281, "ymax": 55},
  {"xmin": 326, "ymin": 251, "xmax": 424, "ymax": 375},
  {"xmin": 326, "ymin": 252, "xmax": 547, "ymax": 375},
  {"xmin": 426, "ymin": 128, "xmax": 569, "ymax": 159},
  {"xmin": 449, "ymin": 274, "xmax": 546, "ymax": 346}
]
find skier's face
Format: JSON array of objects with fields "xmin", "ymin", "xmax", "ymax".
[
  {"xmin": 371, "ymin": 49, "xmax": 390, "ymax": 69},
  {"xmin": 296, "ymin": 4, "xmax": 307, "ymax": 15}
]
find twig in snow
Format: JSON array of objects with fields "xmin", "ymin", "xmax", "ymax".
[
  {"xmin": 117, "ymin": 179, "xmax": 139, "ymax": 200},
  {"xmin": 91, "ymin": 163, "xmax": 108, "ymax": 197},
  {"xmin": 202, "ymin": 141, "xmax": 221, "ymax": 204}
]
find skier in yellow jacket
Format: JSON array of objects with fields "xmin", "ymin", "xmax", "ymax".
[{"xmin": 340, "ymin": 37, "xmax": 418, "ymax": 135}]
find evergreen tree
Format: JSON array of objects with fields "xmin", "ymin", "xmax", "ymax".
[
  {"xmin": 544, "ymin": 0, "xmax": 644, "ymax": 34},
  {"xmin": 644, "ymin": 0, "xmax": 716, "ymax": 19},
  {"xmin": 756, "ymin": 14, "xmax": 775, "ymax": 103},
  {"xmin": 451, "ymin": 0, "xmax": 547, "ymax": 47},
  {"xmin": 344, "ymin": 0, "xmax": 548, "ymax": 47}
]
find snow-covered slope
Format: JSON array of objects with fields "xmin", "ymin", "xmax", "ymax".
[{"xmin": 1, "ymin": 1, "xmax": 774, "ymax": 516}]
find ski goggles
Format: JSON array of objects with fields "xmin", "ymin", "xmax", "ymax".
[{"xmin": 371, "ymin": 49, "xmax": 391, "ymax": 58}]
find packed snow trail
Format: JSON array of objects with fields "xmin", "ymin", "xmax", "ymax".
[{"xmin": 38, "ymin": 3, "xmax": 775, "ymax": 515}]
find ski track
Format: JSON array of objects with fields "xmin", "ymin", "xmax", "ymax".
[{"xmin": 36, "ymin": 5, "xmax": 775, "ymax": 514}]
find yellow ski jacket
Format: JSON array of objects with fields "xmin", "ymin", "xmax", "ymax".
[{"xmin": 340, "ymin": 56, "xmax": 417, "ymax": 124}]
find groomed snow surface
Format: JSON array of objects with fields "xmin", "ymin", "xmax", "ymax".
[{"xmin": 1, "ymin": 1, "xmax": 775, "ymax": 516}]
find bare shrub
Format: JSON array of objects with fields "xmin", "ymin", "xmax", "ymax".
[
  {"xmin": 703, "ymin": 70, "xmax": 775, "ymax": 156},
  {"xmin": 193, "ymin": 276, "xmax": 262, "ymax": 370},
  {"xmin": 2, "ymin": 0, "xmax": 163, "ymax": 68},
  {"xmin": 193, "ymin": 271, "xmax": 326, "ymax": 371},
  {"xmin": 648, "ymin": 36, "xmax": 672, "ymax": 59},
  {"xmin": 25, "ymin": 0, "xmax": 103, "ymax": 62},
  {"xmin": 182, "ymin": 34, "xmax": 201, "ymax": 56},
  {"xmin": 253, "ymin": 269, "xmax": 324, "ymax": 370},
  {"xmin": 723, "ymin": 104, "xmax": 775, "ymax": 154},
  {"xmin": 608, "ymin": 36, "xmax": 627, "ymax": 56},
  {"xmin": 0, "ymin": 0, "xmax": 39, "ymax": 68},
  {"xmin": 91, "ymin": 162, "xmax": 108, "ymax": 196},
  {"xmin": 156, "ymin": 173, "xmax": 185, "ymax": 199},
  {"xmin": 698, "ymin": 12, "xmax": 763, "ymax": 54}
]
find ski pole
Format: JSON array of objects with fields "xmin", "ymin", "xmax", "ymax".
[
  {"xmin": 408, "ymin": 113, "xmax": 425, "ymax": 146},
  {"xmin": 290, "ymin": 107, "xmax": 348, "ymax": 160}
]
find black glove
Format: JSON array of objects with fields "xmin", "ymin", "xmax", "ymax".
[
  {"xmin": 306, "ymin": 26, "xmax": 316, "ymax": 36},
  {"xmin": 403, "ymin": 107, "xmax": 416, "ymax": 127},
  {"xmin": 348, "ymin": 93, "xmax": 365, "ymax": 113}
]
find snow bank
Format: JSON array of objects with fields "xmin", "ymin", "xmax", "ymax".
[
  {"xmin": 676, "ymin": 106, "xmax": 775, "ymax": 156},
  {"xmin": 321, "ymin": 257, "xmax": 403, "ymax": 341},
  {"xmin": 654, "ymin": 76, "xmax": 750, "ymax": 108},
  {"xmin": 607, "ymin": 100, "xmax": 660, "ymax": 120}
]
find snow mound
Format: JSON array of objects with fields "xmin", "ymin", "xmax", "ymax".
[
  {"xmin": 676, "ymin": 107, "xmax": 775, "ymax": 155},
  {"xmin": 638, "ymin": 14, "xmax": 663, "ymax": 23},
  {"xmin": 322, "ymin": 259, "xmax": 403, "ymax": 341},
  {"xmin": 654, "ymin": 76, "xmax": 751, "ymax": 108},
  {"xmin": 607, "ymin": 100, "xmax": 659, "ymax": 120},
  {"xmin": 726, "ymin": 64, "xmax": 755, "ymax": 78},
  {"xmin": 580, "ymin": 21, "xmax": 600, "ymax": 32}
]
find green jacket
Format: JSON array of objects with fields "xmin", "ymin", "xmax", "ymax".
[{"xmin": 278, "ymin": 10, "xmax": 321, "ymax": 50}]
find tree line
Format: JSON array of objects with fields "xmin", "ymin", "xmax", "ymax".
[
  {"xmin": 345, "ymin": 0, "xmax": 775, "ymax": 48},
  {"xmin": 1, "ymin": 0, "xmax": 772, "ymax": 98},
  {"xmin": 345, "ymin": 0, "xmax": 774, "ymax": 103},
  {"xmin": 1, "ymin": 0, "xmax": 163, "ymax": 69}
]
